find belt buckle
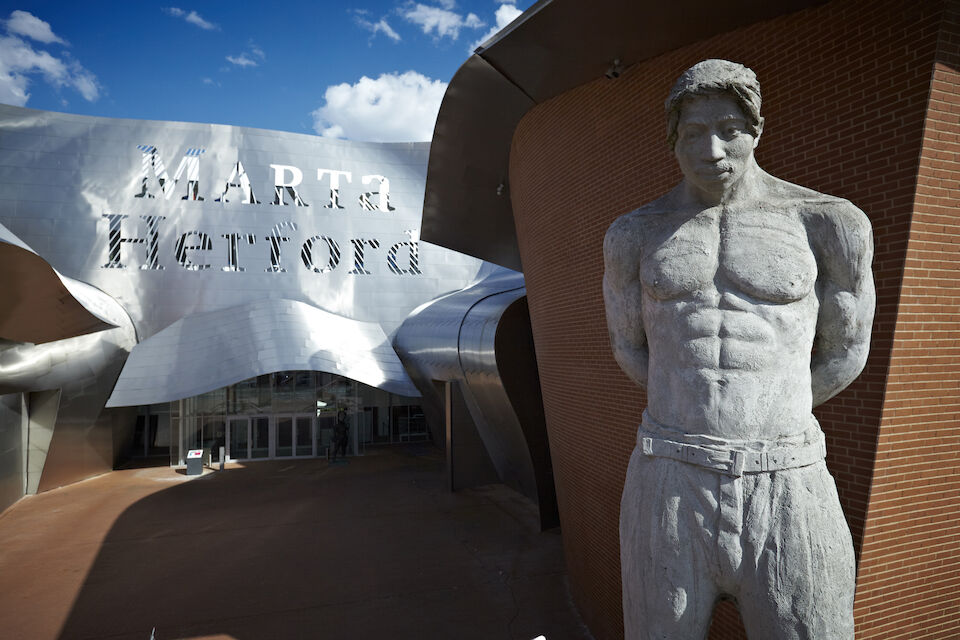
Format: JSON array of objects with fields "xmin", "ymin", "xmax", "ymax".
[
  {"xmin": 730, "ymin": 451, "xmax": 745, "ymax": 476},
  {"xmin": 641, "ymin": 437, "xmax": 653, "ymax": 456}
]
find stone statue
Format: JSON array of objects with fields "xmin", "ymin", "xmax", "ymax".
[{"xmin": 603, "ymin": 59, "xmax": 875, "ymax": 639}]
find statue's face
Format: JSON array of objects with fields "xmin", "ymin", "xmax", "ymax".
[{"xmin": 674, "ymin": 93, "xmax": 758, "ymax": 199}]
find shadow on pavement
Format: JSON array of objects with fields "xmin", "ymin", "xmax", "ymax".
[{"xmin": 56, "ymin": 447, "xmax": 590, "ymax": 640}]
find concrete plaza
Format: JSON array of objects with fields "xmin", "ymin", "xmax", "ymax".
[{"xmin": 0, "ymin": 445, "xmax": 589, "ymax": 640}]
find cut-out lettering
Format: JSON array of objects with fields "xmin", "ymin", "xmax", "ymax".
[
  {"xmin": 271, "ymin": 164, "xmax": 309, "ymax": 207},
  {"xmin": 265, "ymin": 221, "xmax": 297, "ymax": 272},
  {"xmin": 348, "ymin": 238, "xmax": 380, "ymax": 274},
  {"xmin": 358, "ymin": 174, "xmax": 394, "ymax": 212},
  {"xmin": 221, "ymin": 233, "xmax": 256, "ymax": 272},
  {"xmin": 101, "ymin": 214, "xmax": 166, "ymax": 270},
  {"xmin": 317, "ymin": 169, "xmax": 352, "ymax": 209},
  {"xmin": 216, "ymin": 160, "xmax": 260, "ymax": 204},
  {"xmin": 175, "ymin": 231, "xmax": 213, "ymax": 270},
  {"xmin": 134, "ymin": 145, "xmax": 205, "ymax": 200},
  {"xmin": 301, "ymin": 235, "xmax": 341, "ymax": 273}
]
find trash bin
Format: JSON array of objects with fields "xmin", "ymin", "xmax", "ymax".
[{"xmin": 186, "ymin": 449, "xmax": 204, "ymax": 475}]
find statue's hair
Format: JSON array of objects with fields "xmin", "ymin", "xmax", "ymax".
[{"xmin": 665, "ymin": 59, "xmax": 762, "ymax": 150}]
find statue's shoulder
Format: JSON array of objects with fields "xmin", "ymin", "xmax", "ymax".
[
  {"xmin": 766, "ymin": 175, "xmax": 871, "ymax": 234},
  {"xmin": 603, "ymin": 196, "xmax": 671, "ymax": 262},
  {"xmin": 765, "ymin": 176, "xmax": 872, "ymax": 272},
  {"xmin": 606, "ymin": 192, "xmax": 674, "ymax": 235}
]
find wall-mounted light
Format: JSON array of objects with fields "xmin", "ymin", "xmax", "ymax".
[{"xmin": 605, "ymin": 58, "xmax": 624, "ymax": 79}]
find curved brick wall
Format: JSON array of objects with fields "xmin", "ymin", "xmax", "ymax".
[{"xmin": 508, "ymin": 0, "xmax": 956, "ymax": 637}]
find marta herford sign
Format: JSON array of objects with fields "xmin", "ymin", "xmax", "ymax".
[
  {"xmin": 0, "ymin": 104, "xmax": 485, "ymax": 343},
  {"xmin": 101, "ymin": 144, "xmax": 422, "ymax": 276}
]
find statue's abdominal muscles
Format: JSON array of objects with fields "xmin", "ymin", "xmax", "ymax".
[{"xmin": 640, "ymin": 210, "xmax": 819, "ymax": 439}]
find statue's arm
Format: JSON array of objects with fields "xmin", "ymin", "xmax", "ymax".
[
  {"xmin": 810, "ymin": 201, "xmax": 876, "ymax": 406},
  {"xmin": 603, "ymin": 215, "xmax": 649, "ymax": 388}
]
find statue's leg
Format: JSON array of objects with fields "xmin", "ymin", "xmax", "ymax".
[
  {"xmin": 621, "ymin": 449, "xmax": 719, "ymax": 640},
  {"xmin": 737, "ymin": 462, "xmax": 856, "ymax": 640}
]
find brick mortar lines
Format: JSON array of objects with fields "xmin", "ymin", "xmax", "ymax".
[
  {"xmin": 853, "ymin": 3, "xmax": 960, "ymax": 637},
  {"xmin": 508, "ymin": 1, "xmax": 949, "ymax": 637}
]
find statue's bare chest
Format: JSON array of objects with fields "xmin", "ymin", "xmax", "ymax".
[{"xmin": 639, "ymin": 209, "xmax": 818, "ymax": 303}]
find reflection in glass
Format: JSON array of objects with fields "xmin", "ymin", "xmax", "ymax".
[
  {"xmin": 170, "ymin": 417, "xmax": 181, "ymax": 465},
  {"xmin": 170, "ymin": 370, "xmax": 424, "ymax": 465},
  {"xmin": 276, "ymin": 417, "xmax": 293, "ymax": 457},
  {"xmin": 182, "ymin": 416, "xmax": 201, "ymax": 451},
  {"xmin": 202, "ymin": 417, "xmax": 226, "ymax": 461},
  {"xmin": 251, "ymin": 417, "xmax": 269, "ymax": 458},
  {"xmin": 318, "ymin": 425, "xmax": 334, "ymax": 456},
  {"xmin": 295, "ymin": 417, "xmax": 313, "ymax": 456},
  {"xmin": 229, "ymin": 418, "xmax": 249, "ymax": 460}
]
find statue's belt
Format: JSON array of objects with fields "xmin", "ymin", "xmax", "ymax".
[{"xmin": 637, "ymin": 430, "xmax": 827, "ymax": 477}]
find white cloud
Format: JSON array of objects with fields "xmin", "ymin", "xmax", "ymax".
[
  {"xmin": 469, "ymin": 3, "xmax": 522, "ymax": 51},
  {"xmin": 6, "ymin": 10, "xmax": 66, "ymax": 45},
  {"xmin": 227, "ymin": 53, "xmax": 257, "ymax": 67},
  {"xmin": 357, "ymin": 17, "xmax": 401, "ymax": 42},
  {"xmin": 0, "ymin": 68, "xmax": 28, "ymax": 105},
  {"xmin": 226, "ymin": 54, "xmax": 257, "ymax": 67},
  {"xmin": 163, "ymin": 7, "xmax": 218, "ymax": 31},
  {"xmin": 402, "ymin": 4, "xmax": 484, "ymax": 40},
  {"xmin": 0, "ymin": 33, "xmax": 100, "ymax": 106},
  {"xmin": 311, "ymin": 71, "xmax": 447, "ymax": 142},
  {"xmin": 69, "ymin": 65, "xmax": 99, "ymax": 101},
  {"xmin": 226, "ymin": 43, "xmax": 264, "ymax": 68}
]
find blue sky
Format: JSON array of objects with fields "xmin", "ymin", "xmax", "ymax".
[{"xmin": 0, "ymin": 1, "xmax": 533, "ymax": 140}]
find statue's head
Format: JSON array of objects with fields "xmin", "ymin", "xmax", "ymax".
[
  {"xmin": 666, "ymin": 60, "xmax": 765, "ymax": 202},
  {"xmin": 665, "ymin": 59, "xmax": 763, "ymax": 151}
]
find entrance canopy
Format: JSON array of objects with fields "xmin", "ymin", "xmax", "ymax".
[{"xmin": 106, "ymin": 298, "xmax": 419, "ymax": 407}]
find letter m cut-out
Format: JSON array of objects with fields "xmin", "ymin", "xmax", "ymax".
[{"xmin": 134, "ymin": 145, "xmax": 206, "ymax": 200}]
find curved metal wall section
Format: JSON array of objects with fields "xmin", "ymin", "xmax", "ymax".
[
  {"xmin": 395, "ymin": 266, "xmax": 558, "ymax": 528},
  {"xmin": 0, "ymin": 224, "xmax": 136, "ymax": 495},
  {"xmin": 107, "ymin": 298, "xmax": 418, "ymax": 407},
  {"xmin": 0, "ymin": 222, "xmax": 117, "ymax": 344},
  {"xmin": 420, "ymin": 0, "xmax": 819, "ymax": 269}
]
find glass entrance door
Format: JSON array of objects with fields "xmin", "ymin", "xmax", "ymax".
[
  {"xmin": 226, "ymin": 415, "xmax": 312, "ymax": 461},
  {"xmin": 276, "ymin": 417, "xmax": 293, "ymax": 457},
  {"xmin": 295, "ymin": 416, "xmax": 314, "ymax": 456},
  {"xmin": 203, "ymin": 418, "xmax": 226, "ymax": 462},
  {"xmin": 275, "ymin": 415, "xmax": 314, "ymax": 458},
  {"xmin": 251, "ymin": 417, "xmax": 270, "ymax": 458},
  {"xmin": 227, "ymin": 417, "xmax": 249, "ymax": 460},
  {"xmin": 226, "ymin": 416, "xmax": 269, "ymax": 460}
]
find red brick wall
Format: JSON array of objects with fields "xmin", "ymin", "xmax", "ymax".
[
  {"xmin": 507, "ymin": 1, "xmax": 947, "ymax": 638},
  {"xmin": 853, "ymin": 2, "xmax": 960, "ymax": 637}
]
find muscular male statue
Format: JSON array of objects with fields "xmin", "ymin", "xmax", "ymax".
[{"xmin": 603, "ymin": 60, "xmax": 875, "ymax": 639}]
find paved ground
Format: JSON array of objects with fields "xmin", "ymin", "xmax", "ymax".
[{"xmin": 0, "ymin": 445, "xmax": 591, "ymax": 640}]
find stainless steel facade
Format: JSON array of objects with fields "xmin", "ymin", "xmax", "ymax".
[
  {"xmin": 0, "ymin": 105, "xmax": 483, "ymax": 347},
  {"xmin": 0, "ymin": 104, "xmax": 488, "ymax": 505}
]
